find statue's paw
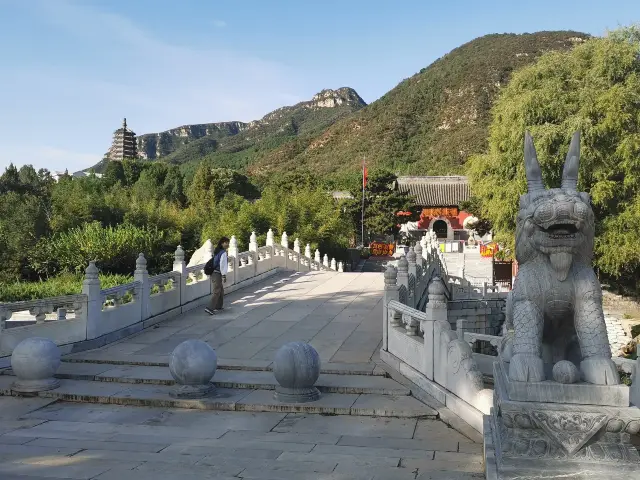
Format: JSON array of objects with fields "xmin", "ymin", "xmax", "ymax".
[
  {"xmin": 580, "ymin": 357, "xmax": 620, "ymax": 385},
  {"xmin": 509, "ymin": 353, "xmax": 545, "ymax": 382}
]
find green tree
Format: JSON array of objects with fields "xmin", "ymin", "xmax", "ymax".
[
  {"xmin": 467, "ymin": 25, "xmax": 640, "ymax": 292},
  {"xmin": 103, "ymin": 160, "xmax": 126, "ymax": 188},
  {"xmin": 344, "ymin": 169, "xmax": 418, "ymax": 243}
]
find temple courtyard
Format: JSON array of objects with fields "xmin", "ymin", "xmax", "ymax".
[{"xmin": 0, "ymin": 269, "xmax": 484, "ymax": 479}]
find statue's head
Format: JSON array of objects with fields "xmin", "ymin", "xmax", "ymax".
[{"xmin": 515, "ymin": 132, "xmax": 594, "ymax": 280}]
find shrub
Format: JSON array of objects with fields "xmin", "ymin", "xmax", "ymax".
[
  {"xmin": 29, "ymin": 222, "xmax": 178, "ymax": 277},
  {"xmin": 0, "ymin": 273, "xmax": 132, "ymax": 302}
]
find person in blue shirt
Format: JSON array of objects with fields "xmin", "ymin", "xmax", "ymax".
[{"xmin": 205, "ymin": 237, "xmax": 229, "ymax": 315}]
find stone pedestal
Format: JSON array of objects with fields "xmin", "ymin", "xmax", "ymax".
[{"xmin": 485, "ymin": 360, "xmax": 640, "ymax": 479}]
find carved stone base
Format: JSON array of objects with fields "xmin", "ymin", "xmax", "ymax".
[
  {"xmin": 274, "ymin": 386, "xmax": 321, "ymax": 403},
  {"xmin": 12, "ymin": 377, "xmax": 60, "ymax": 394},
  {"xmin": 170, "ymin": 383, "xmax": 215, "ymax": 399},
  {"xmin": 485, "ymin": 361, "xmax": 640, "ymax": 479}
]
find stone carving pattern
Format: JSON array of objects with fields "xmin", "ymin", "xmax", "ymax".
[
  {"xmin": 529, "ymin": 410, "xmax": 609, "ymax": 455},
  {"xmin": 507, "ymin": 131, "xmax": 617, "ymax": 385}
]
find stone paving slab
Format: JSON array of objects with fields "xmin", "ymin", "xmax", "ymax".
[
  {"xmin": 61, "ymin": 270, "xmax": 385, "ymax": 368},
  {"xmin": 0, "ymin": 397, "xmax": 484, "ymax": 479}
]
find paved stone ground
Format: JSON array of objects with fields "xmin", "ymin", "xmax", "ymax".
[
  {"xmin": 0, "ymin": 270, "xmax": 485, "ymax": 479},
  {"xmin": 0, "ymin": 397, "xmax": 484, "ymax": 479}
]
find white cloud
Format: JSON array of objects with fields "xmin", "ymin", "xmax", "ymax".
[
  {"xmin": 212, "ymin": 19, "xmax": 227, "ymax": 28},
  {"xmin": 1, "ymin": 0, "xmax": 308, "ymax": 172}
]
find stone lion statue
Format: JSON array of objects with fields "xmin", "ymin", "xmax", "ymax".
[{"xmin": 505, "ymin": 131, "xmax": 619, "ymax": 385}]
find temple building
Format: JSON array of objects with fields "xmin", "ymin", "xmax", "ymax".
[
  {"xmin": 394, "ymin": 176, "xmax": 475, "ymax": 240},
  {"xmin": 106, "ymin": 118, "xmax": 138, "ymax": 161}
]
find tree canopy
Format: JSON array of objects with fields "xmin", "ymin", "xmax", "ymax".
[{"xmin": 467, "ymin": 25, "xmax": 640, "ymax": 293}]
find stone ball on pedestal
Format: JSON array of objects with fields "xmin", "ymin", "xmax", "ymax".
[
  {"xmin": 273, "ymin": 342, "xmax": 321, "ymax": 403},
  {"xmin": 11, "ymin": 337, "xmax": 61, "ymax": 393},
  {"xmin": 552, "ymin": 360, "xmax": 580, "ymax": 384},
  {"xmin": 169, "ymin": 339, "xmax": 217, "ymax": 398}
]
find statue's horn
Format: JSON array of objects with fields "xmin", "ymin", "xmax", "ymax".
[
  {"xmin": 561, "ymin": 131, "xmax": 580, "ymax": 190},
  {"xmin": 524, "ymin": 131, "xmax": 544, "ymax": 192}
]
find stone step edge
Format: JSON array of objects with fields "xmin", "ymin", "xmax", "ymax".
[
  {"xmin": 60, "ymin": 358, "xmax": 387, "ymax": 377},
  {"xmin": 0, "ymin": 368, "xmax": 410, "ymax": 396},
  {"xmin": 46, "ymin": 373, "xmax": 410, "ymax": 396},
  {"xmin": 0, "ymin": 388, "xmax": 435, "ymax": 419}
]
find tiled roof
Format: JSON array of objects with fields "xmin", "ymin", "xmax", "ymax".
[{"xmin": 395, "ymin": 176, "xmax": 470, "ymax": 207}]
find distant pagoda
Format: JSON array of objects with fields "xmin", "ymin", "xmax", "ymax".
[{"xmin": 107, "ymin": 118, "xmax": 138, "ymax": 161}]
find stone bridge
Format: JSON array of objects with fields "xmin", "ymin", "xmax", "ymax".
[{"xmin": 0, "ymin": 230, "xmax": 487, "ymax": 479}]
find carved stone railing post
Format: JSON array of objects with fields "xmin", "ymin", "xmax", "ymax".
[
  {"xmin": 338, "ymin": 262, "xmax": 344, "ymax": 273},
  {"xmin": 173, "ymin": 245, "xmax": 188, "ymax": 306},
  {"xmin": 397, "ymin": 255, "xmax": 409, "ymax": 306},
  {"xmin": 383, "ymin": 264, "xmax": 400, "ymax": 351},
  {"xmin": 414, "ymin": 241, "xmax": 423, "ymax": 269},
  {"xmin": 249, "ymin": 231, "xmax": 258, "ymax": 253},
  {"xmin": 228, "ymin": 235, "xmax": 238, "ymax": 285},
  {"xmin": 305, "ymin": 244, "xmax": 312, "ymax": 259},
  {"xmin": 315, "ymin": 249, "xmax": 321, "ymax": 267},
  {"xmin": 134, "ymin": 253, "xmax": 150, "ymax": 321},
  {"xmin": 323, "ymin": 254, "xmax": 329, "ymax": 269},
  {"xmin": 266, "ymin": 228, "xmax": 274, "ymax": 247},
  {"xmin": 423, "ymin": 276, "xmax": 449, "ymax": 380},
  {"xmin": 281, "ymin": 232, "xmax": 288, "ymax": 268},
  {"xmin": 330, "ymin": 258, "xmax": 337, "ymax": 271},
  {"xmin": 83, "ymin": 261, "xmax": 102, "ymax": 340},
  {"xmin": 281, "ymin": 231, "xmax": 288, "ymax": 248},
  {"xmin": 294, "ymin": 238, "xmax": 300, "ymax": 254},
  {"xmin": 407, "ymin": 247, "xmax": 417, "ymax": 308}
]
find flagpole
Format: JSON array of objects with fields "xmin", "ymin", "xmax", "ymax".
[{"xmin": 361, "ymin": 157, "xmax": 365, "ymax": 248}]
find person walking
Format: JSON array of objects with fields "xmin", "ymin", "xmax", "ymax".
[{"xmin": 204, "ymin": 237, "xmax": 229, "ymax": 315}]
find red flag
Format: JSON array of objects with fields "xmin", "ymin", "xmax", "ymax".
[{"xmin": 362, "ymin": 160, "xmax": 368, "ymax": 189}]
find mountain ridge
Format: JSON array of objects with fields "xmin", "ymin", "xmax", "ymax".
[{"xmin": 87, "ymin": 31, "xmax": 590, "ymax": 179}]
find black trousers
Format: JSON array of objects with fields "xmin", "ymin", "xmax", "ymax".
[{"xmin": 209, "ymin": 272, "xmax": 224, "ymax": 310}]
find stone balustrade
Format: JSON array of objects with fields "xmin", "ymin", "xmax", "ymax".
[
  {"xmin": 0, "ymin": 229, "xmax": 340, "ymax": 358},
  {"xmin": 381, "ymin": 237, "xmax": 495, "ymax": 433}
]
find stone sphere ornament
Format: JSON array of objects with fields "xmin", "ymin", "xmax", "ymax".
[
  {"xmin": 11, "ymin": 337, "xmax": 61, "ymax": 393},
  {"xmin": 273, "ymin": 342, "xmax": 321, "ymax": 403},
  {"xmin": 169, "ymin": 339, "xmax": 217, "ymax": 398},
  {"xmin": 552, "ymin": 360, "xmax": 580, "ymax": 384}
]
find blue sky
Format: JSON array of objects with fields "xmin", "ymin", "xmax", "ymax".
[{"xmin": 0, "ymin": 0, "xmax": 639, "ymax": 173}]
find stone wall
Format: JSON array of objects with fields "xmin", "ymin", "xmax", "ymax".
[{"xmin": 447, "ymin": 298, "xmax": 506, "ymax": 335}]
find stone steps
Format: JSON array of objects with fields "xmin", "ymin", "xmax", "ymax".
[
  {"xmin": 17, "ymin": 362, "xmax": 409, "ymax": 395},
  {"xmin": 0, "ymin": 360, "xmax": 437, "ymax": 419},
  {"xmin": 61, "ymin": 355, "xmax": 386, "ymax": 376}
]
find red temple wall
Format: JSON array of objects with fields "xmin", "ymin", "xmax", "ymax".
[{"xmin": 416, "ymin": 209, "xmax": 471, "ymax": 230}]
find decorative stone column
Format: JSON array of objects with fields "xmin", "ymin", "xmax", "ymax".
[
  {"xmin": 83, "ymin": 261, "xmax": 102, "ymax": 340},
  {"xmin": 134, "ymin": 253, "xmax": 150, "ymax": 321},
  {"xmin": 323, "ymin": 254, "xmax": 329, "ymax": 268},
  {"xmin": 414, "ymin": 242, "xmax": 423, "ymax": 269},
  {"xmin": 249, "ymin": 232, "xmax": 258, "ymax": 252},
  {"xmin": 330, "ymin": 258, "xmax": 337, "ymax": 271},
  {"xmin": 305, "ymin": 244, "xmax": 312, "ymax": 258},
  {"xmin": 397, "ymin": 255, "xmax": 409, "ymax": 306},
  {"xmin": 407, "ymin": 247, "xmax": 417, "ymax": 308},
  {"xmin": 281, "ymin": 231, "xmax": 288, "ymax": 249},
  {"xmin": 382, "ymin": 264, "xmax": 400, "ymax": 351},
  {"xmin": 169, "ymin": 339, "xmax": 217, "ymax": 398},
  {"xmin": 315, "ymin": 249, "xmax": 321, "ymax": 264},
  {"xmin": 293, "ymin": 238, "xmax": 300, "ymax": 254},
  {"xmin": 338, "ymin": 262, "xmax": 344, "ymax": 273},
  {"xmin": 173, "ymin": 245, "xmax": 188, "ymax": 306},
  {"xmin": 424, "ymin": 276, "xmax": 448, "ymax": 381},
  {"xmin": 266, "ymin": 228, "xmax": 274, "ymax": 247},
  {"xmin": 228, "ymin": 235, "xmax": 238, "ymax": 258},
  {"xmin": 11, "ymin": 338, "xmax": 61, "ymax": 393},
  {"xmin": 273, "ymin": 342, "xmax": 321, "ymax": 403}
]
